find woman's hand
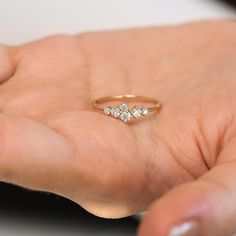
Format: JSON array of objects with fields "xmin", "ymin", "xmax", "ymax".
[{"xmin": 0, "ymin": 20, "xmax": 236, "ymax": 236}]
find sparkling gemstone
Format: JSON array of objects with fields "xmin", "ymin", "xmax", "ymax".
[
  {"xmin": 110, "ymin": 107, "xmax": 120, "ymax": 118},
  {"xmin": 132, "ymin": 107, "xmax": 142, "ymax": 119},
  {"xmin": 120, "ymin": 111, "xmax": 132, "ymax": 123},
  {"xmin": 142, "ymin": 107, "xmax": 149, "ymax": 116},
  {"xmin": 119, "ymin": 103, "xmax": 128, "ymax": 112},
  {"xmin": 104, "ymin": 106, "xmax": 111, "ymax": 115}
]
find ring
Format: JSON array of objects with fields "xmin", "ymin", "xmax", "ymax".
[{"xmin": 91, "ymin": 95, "xmax": 161, "ymax": 123}]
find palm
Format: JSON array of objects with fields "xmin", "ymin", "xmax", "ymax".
[{"xmin": 1, "ymin": 21, "xmax": 236, "ymax": 218}]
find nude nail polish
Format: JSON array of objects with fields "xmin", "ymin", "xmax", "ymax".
[{"xmin": 168, "ymin": 221, "xmax": 199, "ymax": 236}]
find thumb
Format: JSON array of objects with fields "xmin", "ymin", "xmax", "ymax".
[
  {"xmin": 138, "ymin": 138, "xmax": 236, "ymax": 236},
  {"xmin": 0, "ymin": 113, "xmax": 74, "ymax": 193}
]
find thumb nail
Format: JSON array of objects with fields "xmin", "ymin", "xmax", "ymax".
[{"xmin": 168, "ymin": 220, "xmax": 200, "ymax": 236}]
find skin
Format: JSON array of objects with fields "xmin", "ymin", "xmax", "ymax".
[{"xmin": 0, "ymin": 20, "xmax": 236, "ymax": 235}]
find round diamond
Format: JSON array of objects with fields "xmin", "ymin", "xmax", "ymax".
[
  {"xmin": 120, "ymin": 111, "xmax": 132, "ymax": 123},
  {"xmin": 104, "ymin": 106, "xmax": 111, "ymax": 115},
  {"xmin": 110, "ymin": 107, "xmax": 120, "ymax": 118},
  {"xmin": 142, "ymin": 107, "xmax": 149, "ymax": 116},
  {"xmin": 119, "ymin": 103, "xmax": 128, "ymax": 112},
  {"xmin": 132, "ymin": 107, "xmax": 142, "ymax": 119}
]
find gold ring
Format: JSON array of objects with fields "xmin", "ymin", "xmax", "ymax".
[{"xmin": 91, "ymin": 95, "xmax": 161, "ymax": 123}]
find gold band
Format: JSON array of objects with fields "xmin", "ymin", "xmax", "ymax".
[
  {"xmin": 91, "ymin": 95, "xmax": 161, "ymax": 123},
  {"xmin": 92, "ymin": 94, "xmax": 161, "ymax": 112}
]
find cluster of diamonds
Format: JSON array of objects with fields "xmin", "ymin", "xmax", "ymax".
[{"xmin": 103, "ymin": 103, "xmax": 149, "ymax": 123}]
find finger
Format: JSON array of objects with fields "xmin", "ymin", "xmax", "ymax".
[
  {"xmin": 138, "ymin": 138, "xmax": 236, "ymax": 236},
  {"xmin": 0, "ymin": 44, "xmax": 15, "ymax": 83},
  {"xmin": 0, "ymin": 113, "xmax": 74, "ymax": 194}
]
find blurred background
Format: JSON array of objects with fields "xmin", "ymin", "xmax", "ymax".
[
  {"xmin": 0, "ymin": 0, "xmax": 235, "ymax": 45},
  {"xmin": 0, "ymin": 0, "xmax": 235, "ymax": 235}
]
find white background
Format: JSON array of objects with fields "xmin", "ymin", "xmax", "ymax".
[
  {"xmin": 0, "ymin": 0, "xmax": 235, "ymax": 235},
  {"xmin": 0, "ymin": 0, "xmax": 235, "ymax": 45}
]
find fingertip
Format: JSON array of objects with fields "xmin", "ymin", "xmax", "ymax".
[{"xmin": 138, "ymin": 183, "xmax": 210, "ymax": 236}]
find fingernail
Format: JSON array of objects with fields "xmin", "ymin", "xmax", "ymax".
[{"xmin": 168, "ymin": 220, "xmax": 200, "ymax": 236}]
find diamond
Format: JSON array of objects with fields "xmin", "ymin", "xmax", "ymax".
[
  {"xmin": 142, "ymin": 107, "xmax": 149, "ymax": 116},
  {"xmin": 120, "ymin": 111, "xmax": 132, "ymax": 123},
  {"xmin": 132, "ymin": 106, "xmax": 142, "ymax": 119},
  {"xmin": 110, "ymin": 107, "xmax": 120, "ymax": 118},
  {"xmin": 119, "ymin": 103, "xmax": 128, "ymax": 112},
  {"xmin": 104, "ymin": 106, "xmax": 111, "ymax": 115}
]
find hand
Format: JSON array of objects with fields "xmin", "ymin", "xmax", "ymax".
[{"xmin": 0, "ymin": 20, "xmax": 236, "ymax": 236}]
